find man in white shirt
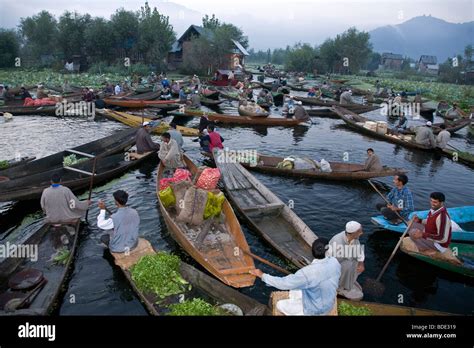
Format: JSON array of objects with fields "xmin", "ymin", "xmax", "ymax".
[
  {"xmin": 114, "ymin": 83, "xmax": 122, "ymax": 95},
  {"xmin": 436, "ymin": 124, "xmax": 451, "ymax": 150},
  {"xmin": 327, "ymin": 221, "xmax": 365, "ymax": 300}
]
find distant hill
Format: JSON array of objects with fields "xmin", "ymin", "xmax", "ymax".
[{"xmin": 369, "ymin": 15, "xmax": 474, "ymax": 63}]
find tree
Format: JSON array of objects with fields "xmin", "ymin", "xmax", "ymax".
[
  {"xmin": 464, "ymin": 44, "xmax": 473, "ymax": 63},
  {"xmin": 84, "ymin": 18, "xmax": 115, "ymax": 63},
  {"xmin": 366, "ymin": 52, "xmax": 381, "ymax": 71},
  {"xmin": 0, "ymin": 29, "xmax": 20, "ymax": 68},
  {"xmin": 137, "ymin": 2, "xmax": 176, "ymax": 68},
  {"xmin": 285, "ymin": 43, "xmax": 318, "ymax": 72},
  {"xmin": 110, "ymin": 8, "xmax": 139, "ymax": 58},
  {"xmin": 202, "ymin": 14, "xmax": 220, "ymax": 30},
  {"xmin": 19, "ymin": 11, "xmax": 58, "ymax": 60},
  {"xmin": 57, "ymin": 11, "xmax": 91, "ymax": 59}
]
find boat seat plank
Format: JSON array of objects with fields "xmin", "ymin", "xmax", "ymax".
[{"xmin": 241, "ymin": 203, "xmax": 285, "ymax": 215}]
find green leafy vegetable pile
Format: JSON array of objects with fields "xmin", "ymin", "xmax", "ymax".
[
  {"xmin": 338, "ymin": 301, "xmax": 372, "ymax": 316},
  {"xmin": 63, "ymin": 154, "xmax": 87, "ymax": 167},
  {"xmin": 53, "ymin": 248, "xmax": 70, "ymax": 265},
  {"xmin": 166, "ymin": 298, "xmax": 228, "ymax": 316},
  {"xmin": 0, "ymin": 160, "xmax": 9, "ymax": 169},
  {"xmin": 130, "ymin": 253, "xmax": 190, "ymax": 299}
]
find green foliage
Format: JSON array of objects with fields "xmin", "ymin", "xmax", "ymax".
[
  {"xmin": 0, "ymin": 160, "xmax": 9, "ymax": 169},
  {"xmin": 57, "ymin": 11, "xmax": 91, "ymax": 59},
  {"xmin": 202, "ymin": 14, "xmax": 220, "ymax": 30},
  {"xmin": 166, "ymin": 298, "xmax": 228, "ymax": 316},
  {"xmin": 130, "ymin": 253, "xmax": 190, "ymax": 299},
  {"xmin": 285, "ymin": 43, "xmax": 318, "ymax": 72},
  {"xmin": 19, "ymin": 11, "xmax": 58, "ymax": 61},
  {"xmin": 63, "ymin": 154, "xmax": 88, "ymax": 167},
  {"xmin": 338, "ymin": 302, "xmax": 372, "ymax": 316},
  {"xmin": 84, "ymin": 18, "xmax": 115, "ymax": 63},
  {"xmin": 0, "ymin": 29, "xmax": 20, "ymax": 68},
  {"xmin": 53, "ymin": 248, "xmax": 71, "ymax": 265}
]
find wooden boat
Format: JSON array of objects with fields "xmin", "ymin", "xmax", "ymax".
[
  {"xmin": 103, "ymin": 98, "xmax": 179, "ymax": 108},
  {"xmin": 401, "ymin": 242, "xmax": 474, "ymax": 278},
  {"xmin": 214, "ymin": 150, "xmax": 317, "ymax": 268},
  {"xmin": 294, "ymin": 96, "xmax": 380, "ymax": 113},
  {"xmin": 124, "ymin": 91, "xmax": 161, "ymax": 100},
  {"xmin": 286, "ymin": 83, "xmax": 309, "ymax": 92},
  {"xmin": 0, "ymin": 221, "xmax": 81, "ymax": 315},
  {"xmin": 333, "ymin": 106, "xmax": 433, "ymax": 151},
  {"xmin": 372, "ymin": 206, "xmax": 474, "ymax": 242},
  {"xmin": 330, "ymin": 79, "xmax": 349, "ymax": 84},
  {"xmin": 156, "ymin": 155, "xmax": 256, "ymax": 288},
  {"xmin": 269, "ymin": 291, "xmax": 453, "ymax": 316},
  {"xmin": 0, "ymin": 151, "xmax": 156, "ymax": 202},
  {"xmin": 306, "ymin": 108, "xmax": 339, "ymax": 119},
  {"xmin": 98, "ymin": 109, "xmax": 199, "ymax": 136},
  {"xmin": 218, "ymin": 90, "xmax": 240, "ymax": 101},
  {"xmin": 241, "ymin": 154, "xmax": 406, "ymax": 181},
  {"xmin": 0, "ymin": 105, "xmax": 58, "ymax": 116},
  {"xmin": 200, "ymin": 97, "xmax": 224, "ymax": 107},
  {"xmin": 238, "ymin": 105, "xmax": 269, "ymax": 117},
  {"xmin": 169, "ymin": 109, "xmax": 309, "ymax": 127},
  {"xmin": 404, "ymin": 118, "xmax": 471, "ymax": 135},
  {"xmin": 111, "ymin": 238, "xmax": 269, "ymax": 315},
  {"xmin": 0, "ymin": 128, "xmax": 138, "ymax": 181}
]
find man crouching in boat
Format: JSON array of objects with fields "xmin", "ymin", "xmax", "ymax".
[
  {"xmin": 97, "ymin": 190, "xmax": 139, "ymax": 253},
  {"xmin": 405, "ymin": 192, "xmax": 458, "ymax": 261},
  {"xmin": 327, "ymin": 221, "xmax": 365, "ymax": 300},
  {"xmin": 249, "ymin": 238, "xmax": 341, "ymax": 315},
  {"xmin": 41, "ymin": 173, "xmax": 91, "ymax": 223}
]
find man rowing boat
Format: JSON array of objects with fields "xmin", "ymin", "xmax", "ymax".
[
  {"xmin": 250, "ymin": 238, "xmax": 341, "ymax": 315},
  {"xmin": 375, "ymin": 174, "xmax": 414, "ymax": 224}
]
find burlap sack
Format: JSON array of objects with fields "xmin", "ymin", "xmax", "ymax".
[
  {"xmin": 170, "ymin": 180, "xmax": 192, "ymax": 215},
  {"xmin": 176, "ymin": 186, "xmax": 208, "ymax": 225}
]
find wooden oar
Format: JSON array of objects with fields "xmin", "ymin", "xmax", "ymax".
[
  {"xmin": 241, "ymin": 249, "xmax": 290, "ymax": 275},
  {"xmin": 85, "ymin": 157, "xmax": 98, "ymax": 221},
  {"xmin": 446, "ymin": 144, "xmax": 464, "ymax": 153},
  {"xmin": 363, "ymin": 217, "xmax": 415, "ymax": 297}
]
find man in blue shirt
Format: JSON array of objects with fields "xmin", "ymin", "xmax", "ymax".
[
  {"xmin": 376, "ymin": 174, "xmax": 414, "ymax": 224},
  {"xmin": 250, "ymin": 238, "xmax": 341, "ymax": 315}
]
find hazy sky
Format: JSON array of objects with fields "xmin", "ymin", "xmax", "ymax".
[{"xmin": 1, "ymin": 0, "xmax": 472, "ymax": 49}]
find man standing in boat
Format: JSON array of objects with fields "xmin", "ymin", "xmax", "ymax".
[
  {"xmin": 376, "ymin": 174, "xmax": 414, "ymax": 224},
  {"xmin": 327, "ymin": 221, "xmax": 365, "ymax": 301},
  {"xmin": 250, "ymin": 238, "xmax": 341, "ymax": 315},
  {"xmin": 40, "ymin": 173, "xmax": 91, "ymax": 223},
  {"xmin": 406, "ymin": 192, "xmax": 454, "ymax": 258},
  {"xmin": 97, "ymin": 190, "xmax": 139, "ymax": 253}
]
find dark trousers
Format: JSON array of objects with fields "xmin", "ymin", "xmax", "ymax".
[{"xmin": 376, "ymin": 203, "xmax": 400, "ymax": 222}]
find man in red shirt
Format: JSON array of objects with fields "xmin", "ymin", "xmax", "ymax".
[{"xmin": 409, "ymin": 192, "xmax": 452, "ymax": 256}]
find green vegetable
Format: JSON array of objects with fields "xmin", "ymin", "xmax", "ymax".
[
  {"xmin": 130, "ymin": 253, "xmax": 190, "ymax": 300},
  {"xmin": 63, "ymin": 154, "xmax": 87, "ymax": 167},
  {"xmin": 166, "ymin": 298, "xmax": 229, "ymax": 316},
  {"xmin": 338, "ymin": 301, "xmax": 372, "ymax": 316},
  {"xmin": 53, "ymin": 248, "xmax": 70, "ymax": 265},
  {"xmin": 0, "ymin": 160, "xmax": 9, "ymax": 169}
]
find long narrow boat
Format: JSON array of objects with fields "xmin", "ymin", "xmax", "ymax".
[
  {"xmin": 0, "ymin": 105, "xmax": 58, "ymax": 116},
  {"xmin": 372, "ymin": 206, "xmax": 474, "ymax": 242},
  {"xmin": 156, "ymin": 155, "xmax": 256, "ymax": 288},
  {"xmin": 405, "ymin": 118, "xmax": 471, "ymax": 135},
  {"xmin": 123, "ymin": 91, "xmax": 161, "ymax": 100},
  {"xmin": 333, "ymin": 106, "xmax": 474, "ymax": 168},
  {"xmin": 103, "ymin": 98, "xmax": 180, "ymax": 108},
  {"xmin": 0, "ymin": 151, "xmax": 156, "ymax": 202},
  {"xmin": 214, "ymin": 149, "xmax": 317, "ymax": 268},
  {"xmin": 0, "ymin": 221, "xmax": 81, "ymax": 315},
  {"xmin": 294, "ymin": 96, "xmax": 380, "ymax": 113},
  {"xmin": 97, "ymin": 109, "xmax": 199, "ymax": 136},
  {"xmin": 0, "ymin": 156, "xmax": 36, "ymax": 170},
  {"xmin": 0, "ymin": 128, "xmax": 138, "ymax": 181},
  {"xmin": 241, "ymin": 154, "xmax": 406, "ymax": 181},
  {"xmin": 400, "ymin": 242, "xmax": 474, "ymax": 278},
  {"xmin": 111, "ymin": 238, "xmax": 269, "ymax": 315},
  {"xmin": 269, "ymin": 292, "xmax": 454, "ymax": 315},
  {"xmin": 169, "ymin": 109, "xmax": 310, "ymax": 127},
  {"xmin": 306, "ymin": 108, "xmax": 339, "ymax": 118}
]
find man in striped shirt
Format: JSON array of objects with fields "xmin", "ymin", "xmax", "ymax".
[
  {"xmin": 409, "ymin": 192, "xmax": 452, "ymax": 256},
  {"xmin": 376, "ymin": 174, "xmax": 414, "ymax": 224}
]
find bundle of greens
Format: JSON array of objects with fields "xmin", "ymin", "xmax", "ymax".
[
  {"xmin": 338, "ymin": 301, "xmax": 372, "ymax": 316},
  {"xmin": 166, "ymin": 298, "xmax": 228, "ymax": 316},
  {"xmin": 0, "ymin": 160, "xmax": 9, "ymax": 169},
  {"xmin": 130, "ymin": 253, "xmax": 190, "ymax": 300},
  {"xmin": 53, "ymin": 248, "xmax": 70, "ymax": 265},
  {"xmin": 63, "ymin": 154, "xmax": 87, "ymax": 167}
]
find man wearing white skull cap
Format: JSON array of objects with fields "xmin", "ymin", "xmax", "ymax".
[{"xmin": 327, "ymin": 221, "xmax": 365, "ymax": 300}]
